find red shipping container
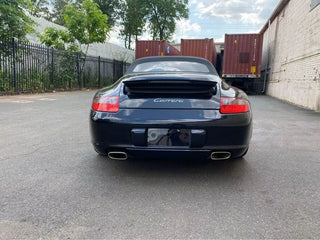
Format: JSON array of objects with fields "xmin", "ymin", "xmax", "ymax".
[
  {"xmin": 222, "ymin": 34, "xmax": 263, "ymax": 78},
  {"xmin": 135, "ymin": 40, "xmax": 181, "ymax": 59},
  {"xmin": 180, "ymin": 39, "xmax": 217, "ymax": 67}
]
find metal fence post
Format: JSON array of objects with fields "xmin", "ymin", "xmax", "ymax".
[
  {"xmin": 123, "ymin": 61, "xmax": 126, "ymax": 74},
  {"xmin": 51, "ymin": 47, "xmax": 54, "ymax": 86},
  {"xmin": 98, "ymin": 56, "xmax": 101, "ymax": 87},
  {"xmin": 12, "ymin": 38, "xmax": 17, "ymax": 93},
  {"xmin": 112, "ymin": 59, "xmax": 116, "ymax": 80},
  {"xmin": 77, "ymin": 53, "xmax": 81, "ymax": 89},
  {"xmin": 121, "ymin": 61, "xmax": 124, "ymax": 76}
]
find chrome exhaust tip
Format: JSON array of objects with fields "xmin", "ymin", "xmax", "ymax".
[
  {"xmin": 211, "ymin": 151, "xmax": 231, "ymax": 160},
  {"xmin": 108, "ymin": 151, "xmax": 128, "ymax": 160}
]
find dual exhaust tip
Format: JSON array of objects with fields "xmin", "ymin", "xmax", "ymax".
[
  {"xmin": 108, "ymin": 151, "xmax": 128, "ymax": 161},
  {"xmin": 210, "ymin": 151, "xmax": 231, "ymax": 160},
  {"xmin": 108, "ymin": 151, "xmax": 231, "ymax": 161}
]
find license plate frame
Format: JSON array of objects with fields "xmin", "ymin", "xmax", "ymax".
[{"xmin": 147, "ymin": 128, "xmax": 190, "ymax": 147}]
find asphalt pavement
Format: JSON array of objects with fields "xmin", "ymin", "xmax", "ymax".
[{"xmin": 0, "ymin": 90, "xmax": 320, "ymax": 239}]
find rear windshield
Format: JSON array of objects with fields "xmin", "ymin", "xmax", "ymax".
[{"xmin": 132, "ymin": 61, "xmax": 210, "ymax": 73}]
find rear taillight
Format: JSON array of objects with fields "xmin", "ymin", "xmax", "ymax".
[
  {"xmin": 92, "ymin": 96, "xmax": 119, "ymax": 112},
  {"xmin": 220, "ymin": 97, "xmax": 250, "ymax": 114}
]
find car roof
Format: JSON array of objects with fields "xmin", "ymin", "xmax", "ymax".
[{"xmin": 126, "ymin": 56, "xmax": 218, "ymax": 75}]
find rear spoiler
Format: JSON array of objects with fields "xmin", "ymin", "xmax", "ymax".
[{"xmin": 123, "ymin": 76, "xmax": 217, "ymax": 97}]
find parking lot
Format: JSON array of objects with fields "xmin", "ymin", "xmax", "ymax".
[{"xmin": 1, "ymin": 90, "xmax": 320, "ymax": 238}]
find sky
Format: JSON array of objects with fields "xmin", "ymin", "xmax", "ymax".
[{"xmin": 109, "ymin": 0, "xmax": 281, "ymax": 46}]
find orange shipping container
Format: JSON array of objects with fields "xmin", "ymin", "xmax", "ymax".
[
  {"xmin": 135, "ymin": 40, "xmax": 181, "ymax": 59},
  {"xmin": 222, "ymin": 34, "xmax": 263, "ymax": 78},
  {"xmin": 180, "ymin": 39, "xmax": 217, "ymax": 67}
]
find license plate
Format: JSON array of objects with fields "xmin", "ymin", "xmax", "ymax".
[{"xmin": 147, "ymin": 128, "xmax": 190, "ymax": 147}]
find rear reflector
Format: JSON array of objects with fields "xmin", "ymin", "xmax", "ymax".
[
  {"xmin": 92, "ymin": 96, "xmax": 119, "ymax": 112},
  {"xmin": 220, "ymin": 97, "xmax": 250, "ymax": 114}
]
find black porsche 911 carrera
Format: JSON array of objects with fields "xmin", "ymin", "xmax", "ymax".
[{"xmin": 90, "ymin": 56, "xmax": 252, "ymax": 161}]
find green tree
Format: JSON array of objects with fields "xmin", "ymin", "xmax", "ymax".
[
  {"xmin": 76, "ymin": 0, "xmax": 120, "ymax": 29},
  {"xmin": 41, "ymin": 0, "xmax": 109, "ymax": 53},
  {"xmin": 40, "ymin": 0, "xmax": 110, "ymax": 87},
  {"xmin": 119, "ymin": 0, "xmax": 189, "ymax": 47},
  {"xmin": 50, "ymin": 0, "xmax": 71, "ymax": 26},
  {"xmin": 0, "ymin": 0, "xmax": 35, "ymax": 40},
  {"xmin": 91, "ymin": 0, "xmax": 120, "ymax": 29},
  {"xmin": 147, "ymin": 0, "xmax": 188, "ymax": 40},
  {"xmin": 30, "ymin": 0, "xmax": 50, "ymax": 20},
  {"xmin": 120, "ymin": 0, "xmax": 148, "ymax": 49}
]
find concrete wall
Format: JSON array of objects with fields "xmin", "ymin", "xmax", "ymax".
[
  {"xmin": 261, "ymin": 0, "xmax": 320, "ymax": 111},
  {"xmin": 27, "ymin": 16, "xmax": 135, "ymax": 63}
]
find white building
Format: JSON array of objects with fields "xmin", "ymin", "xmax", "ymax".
[
  {"xmin": 28, "ymin": 16, "xmax": 135, "ymax": 63},
  {"xmin": 261, "ymin": 0, "xmax": 320, "ymax": 111}
]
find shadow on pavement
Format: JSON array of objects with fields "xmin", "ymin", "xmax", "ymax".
[{"xmin": 90, "ymin": 154, "xmax": 252, "ymax": 184}]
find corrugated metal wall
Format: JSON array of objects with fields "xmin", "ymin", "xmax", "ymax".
[
  {"xmin": 180, "ymin": 39, "xmax": 217, "ymax": 67},
  {"xmin": 135, "ymin": 40, "xmax": 181, "ymax": 59},
  {"xmin": 223, "ymin": 34, "xmax": 263, "ymax": 77}
]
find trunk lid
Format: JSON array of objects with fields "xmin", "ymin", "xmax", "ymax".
[{"xmin": 119, "ymin": 74, "xmax": 220, "ymax": 109}]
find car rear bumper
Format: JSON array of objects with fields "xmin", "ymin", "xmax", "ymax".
[{"xmin": 90, "ymin": 109, "xmax": 252, "ymax": 160}]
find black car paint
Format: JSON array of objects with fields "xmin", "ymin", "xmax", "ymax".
[
  {"xmin": 90, "ymin": 56, "xmax": 252, "ymax": 160},
  {"xmin": 120, "ymin": 73, "xmax": 220, "ymax": 110}
]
